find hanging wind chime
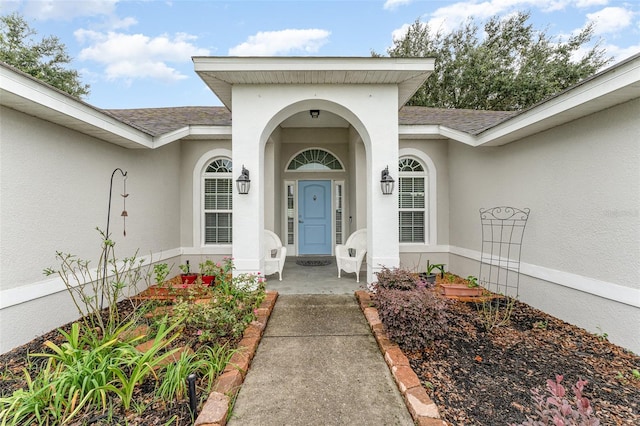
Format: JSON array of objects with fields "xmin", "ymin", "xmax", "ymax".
[{"xmin": 121, "ymin": 175, "xmax": 129, "ymax": 236}]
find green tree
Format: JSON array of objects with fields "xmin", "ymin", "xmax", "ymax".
[
  {"xmin": 375, "ymin": 12, "xmax": 610, "ymax": 110},
  {"xmin": 0, "ymin": 13, "xmax": 89, "ymax": 98}
]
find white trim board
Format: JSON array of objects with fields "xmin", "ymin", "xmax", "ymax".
[
  {"xmin": 3, "ymin": 245, "xmax": 638, "ymax": 310},
  {"xmin": 450, "ymin": 246, "xmax": 640, "ymax": 308},
  {"xmin": 0, "ymin": 248, "xmax": 181, "ymax": 310}
]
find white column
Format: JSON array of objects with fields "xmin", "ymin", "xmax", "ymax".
[
  {"xmin": 231, "ymin": 88, "xmax": 264, "ymax": 276},
  {"xmin": 365, "ymin": 89, "xmax": 400, "ymax": 283}
]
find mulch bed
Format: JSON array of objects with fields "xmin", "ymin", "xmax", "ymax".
[
  {"xmin": 406, "ymin": 298, "xmax": 640, "ymax": 425},
  {"xmin": 0, "ymin": 287, "xmax": 243, "ymax": 425}
]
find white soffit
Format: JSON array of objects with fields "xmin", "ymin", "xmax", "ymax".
[
  {"xmin": 0, "ymin": 64, "xmax": 153, "ymax": 149},
  {"xmin": 193, "ymin": 56, "xmax": 435, "ymax": 110},
  {"xmin": 477, "ymin": 54, "xmax": 640, "ymax": 147}
]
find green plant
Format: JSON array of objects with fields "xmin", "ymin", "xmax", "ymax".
[
  {"xmin": 199, "ymin": 259, "xmax": 219, "ymax": 276},
  {"xmin": 220, "ymin": 257, "xmax": 234, "ymax": 276},
  {"xmin": 0, "ymin": 360, "xmax": 59, "ymax": 425},
  {"xmin": 476, "ymin": 296, "xmax": 516, "ymax": 331},
  {"xmin": 106, "ymin": 319, "xmax": 183, "ymax": 409},
  {"xmin": 425, "ymin": 261, "xmax": 445, "ymax": 277},
  {"xmin": 1, "ymin": 320, "xmax": 146, "ymax": 425},
  {"xmin": 153, "ymin": 263, "xmax": 170, "ymax": 285},
  {"xmin": 533, "ymin": 320, "xmax": 548, "ymax": 330},
  {"xmin": 157, "ymin": 343, "xmax": 235, "ymax": 402},
  {"xmin": 179, "ymin": 261, "xmax": 191, "ymax": 275},
  {"xmin": 375, "ymin": 287, "xmax": 450, "ymax": 351},
  {"xmin": 466, "ymin": 275, "xmax": 479, "ymax": 288},
  {"xmin": 510, "ymin": 375, "xmax": 600, "ymax": 426},
  {"xmin": 130, "ymin": 399, "xmax": 150, "ymax": 416},
  {"xmin": 374, "ymin": 266, "xmax": 419, "ymax": 291},
  {"xmin": 43, "ymin": 228, "xmax": 146, "ymax": 337},
  {"xmin": 595, "ymin": 327, "xmax": 609, "ymax": 341},
  {"xmin": 171, "ymin": 274, "xmax": 265, "ymax": 342},
  {"xmin": 616, "ymin": 369, "xmax": 640, "ymax": 384}
]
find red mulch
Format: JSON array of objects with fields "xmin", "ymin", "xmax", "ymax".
[{"xmin": 406, "ymin": 297, "xmax": 640, "ymax": 425}]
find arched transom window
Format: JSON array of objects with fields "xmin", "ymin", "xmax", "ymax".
[
  {"xmin": 398, "ymin": 157, "xmax": 426, "ymax": 243},
  {"xmin": 203, "ymin": 158, "xmax": 232, "ymax": 244},
  {"xmin": 287, "ymin": 149, "xmax": 344, "ymax": 171}
]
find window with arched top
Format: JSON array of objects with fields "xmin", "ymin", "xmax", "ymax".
[
  {"xmin": 398, "ymin": 157, "xmax": 426, "ymax": 243},
  {"xmin": 203, "ymin": 158, "xmax": 233, "ymax": 244},
  {"xmin": 287, "ymin": 149, "xmax": 344, "ymax": 171}
]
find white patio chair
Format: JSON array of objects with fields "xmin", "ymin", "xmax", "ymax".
[
  {"xmin": 264, "ymin": 230, "xmax": 287, "ymax": 280},
  {"xmin": 335, "ymin": 229, "xmax": 367, "ymax": 283}
]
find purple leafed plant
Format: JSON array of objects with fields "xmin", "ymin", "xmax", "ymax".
[
  {"xmin": 512, "ymin": 375, "xmax": 600, "ymax": 426},
  {"xmin": 375, "ymin": 287, "xmax": 449, "ymax": 351}
]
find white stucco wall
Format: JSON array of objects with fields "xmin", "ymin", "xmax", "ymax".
[
  {"xmin": 446, "ymin": 99, "xmax": 640, "ymax": 353},
  {"xmin": 0, "ymin": 106, "xmax": 182, "ymax": 353}
]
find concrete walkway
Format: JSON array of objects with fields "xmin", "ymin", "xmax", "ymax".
[{"xmin": 227, "ymin": 293, "xmax": 414, "ymax": 425}]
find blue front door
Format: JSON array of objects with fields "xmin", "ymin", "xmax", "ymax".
[{"xmin": 298, "ymin": 180, "xmax": 332, "ymax": 255}]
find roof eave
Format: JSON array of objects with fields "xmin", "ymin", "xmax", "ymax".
[
  {"xmin": 193, "ymin": 56, "xmax": 435, "ymax": 110},
  {"xmin": 476, "ymin": 54, "xmax": 640, "ymax": 147},
  {"xmin": 0, "ymin": 63, "xmax": 154, "ymax": 149}
]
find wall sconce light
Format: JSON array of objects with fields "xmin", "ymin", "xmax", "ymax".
[
  {"xmin": 236, "ymin": 165, "xmax": 251, "ymax": 194},
  {"xmin": 380, "ymin": 166, "xmax": 395, "ymax": 195},
  {"xmin": 310, "ymin": 109, "xmax": 320, "ymax": 119}
]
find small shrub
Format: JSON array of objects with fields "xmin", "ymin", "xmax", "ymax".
[
  {"xmin": 476, "ymin": 296, "xmax": 516, "ymax": 331},
  {"xmin": 374, "ymin": 266, "xmax": 419, "ymax": 291},
  {"xmin": 375, "ymin": 288, "xmax": 449, "ymax": 351},
  {"xmin": 511, "ymin": 375, "xmax": 600, "ymax": 426}
]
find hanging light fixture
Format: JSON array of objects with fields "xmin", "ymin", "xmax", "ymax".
[
  {"xmin": 236, "ymin": 165, "xmax": 251, "ymax": 194},
  {"xmin": 309, "ymin": 109, "xmax": 320, "ymax": 119},
  {"xmin": 380, "ymin": 166, "xmax": 395, "ymax": 195}
]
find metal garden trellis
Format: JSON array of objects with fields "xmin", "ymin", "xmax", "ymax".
[{"xmin": 478, "ymin": 206, "xmax": 530, "ymax": 297}]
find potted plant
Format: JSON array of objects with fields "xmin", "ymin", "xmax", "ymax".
[
  {"xmin": 419, "ymin": 261, "xmax": 445, "ymax": 285},
  {"xmin": 439, "ymin": 274, "xmax": 485, "ymax": 298},
  {"xmin": 179, "ymin": 260, "xmax": 198, "ymax": 285},
  {"xmin": 199, "ymin": 260, "xmax": 218, "ymax": 286}
]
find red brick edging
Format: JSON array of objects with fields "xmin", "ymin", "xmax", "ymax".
[
  {"xmin": 355, "ymin": 290, "xmax": 446, "ymax": 426},
  {"xmin": 194, "ymin": 291, "xmax": 278, "ymax": 426}
]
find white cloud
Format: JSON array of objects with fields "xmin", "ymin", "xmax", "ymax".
[
  {"xmin": 228, "ymin": 29, "xmax": 330, "ymax": 56},
  {"xmin": 606, "ymin": 43, "xmax": 640, "ymax": 63},
  {"xmin": 391, "ymin": 23, "xmax": 414, "ymax": 41},
  {"xmin": 575, "ymin": 0, "xmax": 608, "ymax": 8},
  {"xmin": 586, "ymin": 7, "xmax": 635, "ymax": 35},
  {"xmin": 22, "ymin": 0, "xmax": 119, "ymax": 21},
  {"xmin": 75, "ymin": 30, "xmax": 209, "ymax": 82},
  {"xmin": 383, "ymin": 0, "xmax": 413, "ymax": 11}
]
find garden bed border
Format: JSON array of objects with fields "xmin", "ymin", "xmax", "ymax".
[
  {"xmin": 355, "ymin": 290, "xmax": 446, "ymax": 426},
  {"xmin": 194, "ymin": 290, "xmax": 278, "ymax": 426}
]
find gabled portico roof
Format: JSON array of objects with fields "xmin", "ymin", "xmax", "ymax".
[{"xmin": 192, "ymin": 56, "xmax": 435, "ymax": 110}]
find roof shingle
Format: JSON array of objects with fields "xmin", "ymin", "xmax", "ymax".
[{"xmin": 104, "ymin": 105, "xmax": 516, "ymax": 137}]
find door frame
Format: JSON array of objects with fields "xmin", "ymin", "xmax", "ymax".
[{"xmin": 282, "ymin": 179, "xmax": 347, "ymax": 256}]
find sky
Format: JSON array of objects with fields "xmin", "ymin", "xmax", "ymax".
[{"xmin": 2, "ymin": 0, "xmax": 639, "ymax": 109}]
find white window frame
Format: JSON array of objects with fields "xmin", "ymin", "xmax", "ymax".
[
  {"xmin": 283, "ymin": 180, "xmax": 297, "ymax": 254},
  {"xmin": 192, "ymin": 149, "xmax": 233, "ymax": 252},
  {"xmin": 285, "ymin": 147, "xmax": 345, "ymax": 172},
  {"xmin": 398, "ymin": 149, "xmax": 437, "ymax": 247},
  {"xmin": 203, "ymin": 158, "xmax": 233, "ymax": 245}
]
